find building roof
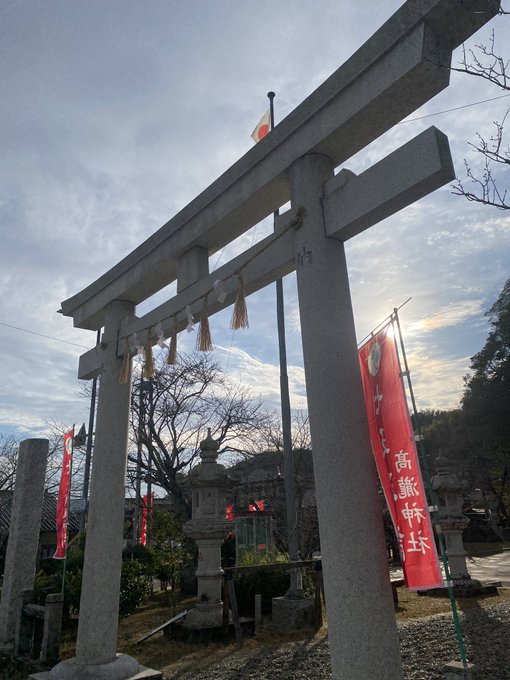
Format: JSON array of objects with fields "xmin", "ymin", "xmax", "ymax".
[{"xmin": 0, "ymin": 490, "xmax": 80, "ymax": 535}]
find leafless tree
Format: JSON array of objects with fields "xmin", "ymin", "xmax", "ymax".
[
  {"xmin": 254, "ymin": 408, "xmax": 311, "ymax": 455},
  {"xmin": 0, "ymin": 434, "xmax": 20, "ymax": 491},
  {"xmin": 128, "ymin": 352, "xmax": 268, "ymax": 520},
  {"xmin": 0, "ymin": 424, "xmax": 85, "ymax": 497},
  {"xmin": 241, "ymin": 410, "xmax": 319, "ymax": 556},
  {"xmin": 451, "ymin": 20, "xmax": 510, "ymax": 209}
]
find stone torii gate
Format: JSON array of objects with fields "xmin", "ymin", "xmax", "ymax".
[{"xmin": 50, "ymin": 2, "xmax": 499, "ymax": 678}]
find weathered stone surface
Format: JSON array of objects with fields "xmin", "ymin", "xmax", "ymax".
[
  {"xmin": 271, "ymin": 596, "xmax": 314, "ymax": 631},
  {"xmin": 0, "ymin": 439, "xmax": 48, "ymax": 651},
  {"xmin": 29, "ymin": 654, "xmax": 162, "ymax": 680}
]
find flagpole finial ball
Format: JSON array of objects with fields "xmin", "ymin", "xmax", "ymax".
[{"xmin": 267, "ymin": 91, "xmax": 275, "ymax": 100}]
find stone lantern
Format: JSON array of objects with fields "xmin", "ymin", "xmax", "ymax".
[
  {"xmin": 181, "ymin": 429, "xmax": 238, "ymax": 629},
  {"xmin": 431, "ymin": 453, "xmax": 483, "ymax": 595}
]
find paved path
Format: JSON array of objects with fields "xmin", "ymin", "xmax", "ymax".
[
  {"xmin": 466, "ymin": 550, "xmax": 510, "ymax": 586},
  {"xmin": 390, "ymin": 549, "xmax": 510, "ymax": 586}
]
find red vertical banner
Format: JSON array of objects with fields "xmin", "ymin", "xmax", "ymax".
[
  {"xmin": 359, "ymin": 325, "xmax": 442, "ymax": 590},
  {"xmin": 54, "ymin": 428, "xmax": 74, "ymax": 559},
  {"xmin": 140, "ymin": 493, "xmax": 154, "ymax": 546}
]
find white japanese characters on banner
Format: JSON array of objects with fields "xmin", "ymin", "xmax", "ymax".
[{"xmin": 359, "ymin": 325, "xmax": 443, "ymax": 590}]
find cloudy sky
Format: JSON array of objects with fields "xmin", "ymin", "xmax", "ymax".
[{"xmin": 1, "ymin": 0, "xmax": 509, "ymax": 439}]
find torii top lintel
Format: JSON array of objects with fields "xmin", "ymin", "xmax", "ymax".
[{"xmin": 61, "ymin": 0, "xmax": 499, "ymax": 332}]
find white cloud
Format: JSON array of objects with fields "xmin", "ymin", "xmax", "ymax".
[{"xmin": 0, "ymin": 0, "xmax": 508, "ymax": 436}]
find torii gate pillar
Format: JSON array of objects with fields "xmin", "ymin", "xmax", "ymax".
[
  {"xmin": 33, "ymin": 300, "xmax": 162, "ymax": 679},
  {"xmin": 290, "ymin": 153, "xmax": 403, "ymax": 678}
]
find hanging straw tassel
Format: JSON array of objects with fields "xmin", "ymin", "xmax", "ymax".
[
  {"xmin": 197, "ymin": 296, "xmax": 213, "ymax": 351},
  {"xmin": 118, "ymin": 340, "xmax": 131, "ymax": 384},
  {"xmin": 143, "ymin": 329, "xmax": 155, "ymax": 378},
  {"xmin": 230, "ymin": 271, "xmax": 249, "ymax": 330},
  {"xmin": 166, "ymin": 317, "xmax": 178, "ymax": 365}
]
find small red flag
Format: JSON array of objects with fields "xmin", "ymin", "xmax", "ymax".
[
  {"xmin": 251, "ymin": 109, "xmax": 271, "ymax": 143},
  {"xmin": 54, "ymin": 428, "xmax": 74, "ymax": 559}
]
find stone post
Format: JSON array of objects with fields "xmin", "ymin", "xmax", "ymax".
[
  {"xmin": 15, "ymin": 589, "xmax": 36, "ymax": 658},
  {"xmin": 288, "ymin": 153, "xmax": 403, "ymax": 679},
  {"xmin": 41, "ymin": 593, "xmax": 64, "ymax": 665},
  {"xmin": 41, "ymin": 300, "xmax": 161, "ymax": 680},
  {"xmin": 0, "ymin": 438, "xmax": 48, "ymax": 652}
]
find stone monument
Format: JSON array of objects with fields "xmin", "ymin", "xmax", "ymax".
[
  {"xmin": 181, "ymin": 429, "xmax": 238, "ymax": 630},
  {"xmin": 56, "ymin": 2, "xmax": 500, "ymax": 678}
]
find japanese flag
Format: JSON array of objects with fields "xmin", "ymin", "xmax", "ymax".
[{"xmin": 251, "ymin": 109, "xmax": 271, "ymax": 143}]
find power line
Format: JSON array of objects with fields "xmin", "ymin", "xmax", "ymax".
[
  {"xmin": 0, "ymin": 321, "xmax": 90, "ymax": 349},
  {"xmin": 400, "ymin": 92, "xmax": 510, "ymax": 124}
]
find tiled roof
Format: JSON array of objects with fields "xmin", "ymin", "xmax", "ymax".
[{"xmin": 0, "ymin": 490, "xmax": 80, "ymax": 535}]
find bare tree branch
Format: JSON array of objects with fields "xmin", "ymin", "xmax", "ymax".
[
  {"xmin": 452, "ymin": 30, "xmax": 510, "ymax": 90},
  {"xmin": 128, "ymin": 352, "xmax": 267, "ymax": 520},
  {"xmin": 452, "ymin": 109, "xmax": 510, "ymax": 209},
  {"xmin": 452, "ymin": 23, "xmax": 510, "ymax": 210}
]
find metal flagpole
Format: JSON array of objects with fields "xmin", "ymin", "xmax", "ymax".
[
  {"xmin": 391, "ymin": 308, "xmax": 469, "ymax": 669},
  {"xmin": 79, "ymin": 329, "xmax": 101, "ymax": 536},
  {"xmin": 134, "ymin": 374, "xmax": 144, "ymax": 543},
  {"xmin": 146, "ymin": 377, "xmax": 154, "ymax": 547},
  {"xmin": 268, "ymin": 91, "xmax": 302, "ymax": 596}
]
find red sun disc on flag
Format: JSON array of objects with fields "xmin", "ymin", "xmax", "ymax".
[{"xmin": 256, "ymin": 124, "xmax": 269, "ymax": 141}]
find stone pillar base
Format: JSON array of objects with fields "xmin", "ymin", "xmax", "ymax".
[
  {"xmin": 29, "ymin": 653, "xmax": 162, "ymax": 680},
  {"xmin": 271, "ymin": 596, "xmax": 314, "ymax": 631},
  {"xmin": 442, "ymin": 661, "xmax": 477, "ymax": 679},
  {"xmin": 182, "ymin": 603, "xmax": 223, "ymax": 629}
]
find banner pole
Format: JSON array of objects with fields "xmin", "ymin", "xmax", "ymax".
[
  {"xmin": 358, "ymin": 297, "xmax": 412, "ymax": 349},
  {"xmin": 391, "ymin": 309, "xmax": 468, "ymax": 669}
]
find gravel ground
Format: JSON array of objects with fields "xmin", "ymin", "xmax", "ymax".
[{"xmin": 167, "ymin": 601, "xmax": 510, "ymax": 679}]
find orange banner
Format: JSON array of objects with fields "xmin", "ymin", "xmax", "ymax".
[
  {"xmin": 54, "ymin": 428, "xmax": 74, "ymax": 559},
  {"xmin": 359, "ymin": 326, "xmax": 442, "ymax": 590}
]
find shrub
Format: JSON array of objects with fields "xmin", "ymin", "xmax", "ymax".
[
  {"xmin": 35, "ymin": 551, "xmax": 152, "ymax": 619},
  {"xmin": 233, "ymin": 549, "xmax": 290, "ymax": 616},
  {"xmin": 234, "ymin": 567, "xmax": 290, "ymax": 616},
  {"xmin": 119, "ymin": 558, "xmax": 152, "ymax": 617},
  {"xmin": 122, "ymin": 544, "xmax": 156, "ymax": 573}
]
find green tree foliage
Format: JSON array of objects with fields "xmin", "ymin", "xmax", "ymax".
[
  {"xmin": 151, "ymin": 510, "xmax": 189, "ymax": 591},
  {"xmin": 461, "ymin": 278, "xmax": 510, "ymax": 514},
  {"xmin": 419, "ymin": 279, "xmax": 510, "ymax": 518}
]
